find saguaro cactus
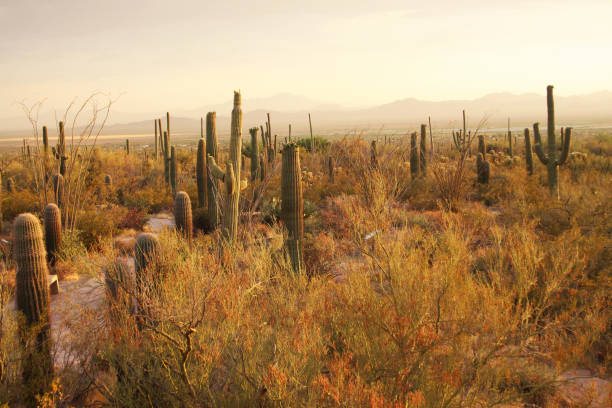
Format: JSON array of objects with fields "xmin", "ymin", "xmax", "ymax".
[
  {"xmin": 206, "ymin": 112, "xmax": 219, "ymax": 227},
  {"xmin": 104, "ymin": 174, "xmax": 112, "ymax": 186},
  {"xmin": 478, "ymin": 134, "xmax": 486, "ymax": 159},
  {"xmin": 249, "ymin": 127, "xmax": 260, "ymax": 181},
  {"xmin": 524, "ymin": 128, "xmax": 534, "ymax": 175},
  {"xmin": 170, "ymin": 146, "xmax": 177, "ymax": 196},
  {"xmin": 281, "ymin": 143, "xmax": 304, "ymax": 273},
  {"xmin": 52, "ymin": 173, "xmax": 65, "ymax": 209},
  {"xmin": 208, "ymin": 92, "xmax": 247, "ymax": 243},
  {"xmin": 6, "ymin": 177, "xmax": 14, "ymax": 193},
  {"xmin": 419, "ymin": 124, "xmax": 427, "ymax": 174},
  {"xmin": 410, "ymin": 132, "xmax": 419, "ymax": 180},
  {"xmin": 14, "ymin": 213, "xmax": 53, "ymax": 393},
  {"xmin": 196, "ymin": 139, "xmax": 207, "ymax": 208},
  {"xmin": 507, "ymin": 118, "xmax": 513, "ymax": 157},
  {"xmin": 154, "ymin": 120, "xmax": 159, "ymax": 160},
  {"xmin": 104, "ymin": 260, "xmax": 131, "ymax": 324},
  {"xmin": 477, "ymin": 153, "xmax": 490, "ymax": 184},
  {"xmin": 125, "ymin": 139, "xmax": 130, "ymax": 155},
  {"xmin": 174, "ymin": 191, "xmax": 193, "ymax": 244},
  {"xmin": 370, "ymin": 140, "xmax": 378, "ymax": 167},
  {"xmin": 42, "ymin": 126, "xmax": 49, "ymax": 165},
  {"xmin": 44, "ymin": 204, "xmax": 62, "ymax": 268},
  {"xmin": 163, "ymin": 131, "xmax": 170, "ymax": 185},
  {"xmin": 533, "ymin": 86, "xmax": 571, "ymax": 197}
]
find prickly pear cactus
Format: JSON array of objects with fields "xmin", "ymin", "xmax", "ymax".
[
  {"xmin": 43, "ymin": 203, "xmax": 62, "ymax": 268},
  {"xmin": 14, "ymin": 213, "xmax": 53, "ymax": 392},
  {"xmin": 174, "ymin": 191, "xmax": 193, "ymax": 243},
  {"xmin": 196, "ymin": 139, "xmax": 207, "ymax": 208},
  {"xmin": 281, "ymin": 143, "xmax": 304, "ymax": 273}
]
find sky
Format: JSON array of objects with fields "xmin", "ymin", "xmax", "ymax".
[{"xmin": 1, "ymin": 0, "xmax": 611, "ymax": 122}]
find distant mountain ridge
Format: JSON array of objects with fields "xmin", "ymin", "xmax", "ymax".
[{"xmin": 2, "ymin": 90, "xmax": 612, "ymax": 139}]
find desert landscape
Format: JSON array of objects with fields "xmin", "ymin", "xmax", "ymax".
[{"xmin": 0, "ymin": 1, "xmax": 611, "ymax": 407}]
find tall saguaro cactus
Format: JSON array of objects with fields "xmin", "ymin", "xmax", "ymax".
[
  {"xmin": 281, "ymin": 143, "xmax": 304, "ymax": 273},
  {"xmin": 533, "ymin": 85, "xmax": 571, "ymax": 197},
  {"xmin": 206, "ymin": 112, "xmax": 219, "ymax": 227},
  {"xmin": 249, "ymin": 127, "xmax": 260, "ymax": 181},
  {"xmin": 507, "ymin": 118, "xmax": 513, "ymax": 157},
  {"xmin": 52, "ymin": 173, "xmax": 65, "ymax": 209},
  {"xmin": 196, "ymin": 139, "xmax": 207, "ymax": 208},
  {"xmin": 163, "ymin": 131, "xmax": 170, "ymax": 186},
  {"xmin": 208, "ymin": 91, "xmax": 247, "ymax": 243},
  {"xmin": 154, "ymin": 119, "xmax": 159, "ymax": 160},
  {"xmin": 44, "ymin": 204, "xmax": 62, "ymax": 268},
  {"xmin": 419, "ymin": 124, "xmax": 427, "ymax": 174},
  {"xmin": 524, "ymin": 128, "xmax": 534, "ymax": 175},
  {"xmin": 170, "ymin": 146, "xmax": 177, "ymax": 196},
  {"xmin": 410, "ymin": 132, "xmax": 419, "ymax": 180},
  {"xmin": 174, "ymin": 191, "xmax": 193, "ymax": 244},
  {"xmin": 14, "ymin": 213, "xmax": 53, "ymax": 395},
  {"xmin": 477, "ymin": 153, "xmax": 490, "ymax": 184},
  {"xmin": 478, "ymin": 134, "xmax": 486, "ymax": 159},
  {"xmin": 125, "ymin": 139, "xmax": 130, "ymax": 155}
]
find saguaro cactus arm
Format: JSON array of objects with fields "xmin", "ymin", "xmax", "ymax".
[
  {"xmin": 532, "ymin": 123, "xmax": 549, "ymax": 165},
  {"xmin": 207, "ymin": 155, "xmax": 226, "ymax": 182},
  {"xmin": 557, "ymin": 127, "xmax": 571, "ymax": 165}
]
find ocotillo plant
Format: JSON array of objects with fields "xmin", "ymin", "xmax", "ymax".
[
  {"xmin": 206, "ymin": 112, "xmax": 219, "ymax": 227},
  {"xmin": 170, "ymin": 146, "xmax": 177, "ymax": 196},
  {"xmin": 420, "ymin": 124, "xmax": 427, "ymax": 174},
  {"xmin": 249, "ymin": 127, "xmax": 260, "ymax": 181},
  {"xmin": 196, "ymin": 139, "xmax": 207, "ymax": 208},
  {"xmin": 44, "ymin": 203, "xmax": 62, "ymax": 269},
  {"xmin": 533, "ymin": 85, "xmax": 571, "ymax": 197},
  {"xmin": 14, "ymin": 213, "xmax": 53, "ymax": 395},
  {"xmin": 125, "ymin": 139, "xmax": 130, "ymax": 155},
  {"xmin": 174, "ymin": 191, "xmax": 193, "ymax": 244},
  {"xmin": 477, "ymin": 153, "xmax": 490, "ymax": 184},
  {"xmin": 52, "ymin": 173, "xmax": 65, "ymax": 209},
  {"xmin": 208, "ymin": 91, "xmax": 246, "ymax": 243},
  {"xmin": 524, "ymin": 128, "xmax": 534, "ymax": 175},
  {"xmin": 410, "ymin": 132, "xmax": 419, "ymax": 180},
  {"xmin": 281, "ymin": 143, "xmax": 304, "ymax": 273}
]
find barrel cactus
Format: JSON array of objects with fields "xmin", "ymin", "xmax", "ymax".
[
  {"xmin": 174, "ymin": 191, "xmax": 193, "ymax": 244},
  {"xmin": 134, "ymin": 233, "xmax": 161, "ymax": 327},
  {"xmin": 281, "ymin": 143, "xmax": 304, "ymax": 273},
  {"xmin": 196, "ymin": 139, "xmax": 207, "ymax": 208},
  {"xmin": 44, "ymin": 204, "xmax": 62, "ymax": 268},
  {"xmin": 52, "ymin": 173, "xmax": 65, "ymax": 209},
  {"xmin": 410, "ymin": 132, "xmax": 419, "ymax": 180},
  {"xmin": 533, "ymin": 86, "xmax": 571, "ymax": 196},
  {"xmin": 14, "ymin": 213, "xmax": 53, "ymax": 393},
  {"xmin": 208, "ymin": 91, "xmax": 247, "ymax": 243},
  {"xmin": 206, "ymin": 112, "xmax": 219, "ymax": 227},
  {"xmin": 524, "ymin": 128, "xmax": 534, "ymax": 176}
]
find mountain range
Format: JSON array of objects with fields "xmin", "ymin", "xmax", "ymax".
[{"xmin": 2, "ymin": 91, "xmax": 612, "ymax": 141}]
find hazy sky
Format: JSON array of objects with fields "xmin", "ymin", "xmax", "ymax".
[{"xmin": 2, "ymin": 0, "xmax": 611, "ymax": 118}]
